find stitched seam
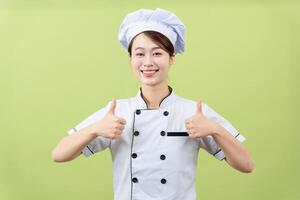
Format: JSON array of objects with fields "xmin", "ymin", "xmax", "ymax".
[
  {"xmin": 73, "ymin": 128, "xmax": 94, "ymax": 154},
  {"xmin": 130, "ymin": 111, "xmax": 136, "ymax": 200}
]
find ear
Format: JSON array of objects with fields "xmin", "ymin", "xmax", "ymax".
[
  {"xmin": 170, "ymin": 53, "xmax": 176, "ymax": 65},
  {"xmin": 129, "ymin": 54, "xmax": 132, "ymax": 66}
]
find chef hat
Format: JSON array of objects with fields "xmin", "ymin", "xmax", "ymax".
[{"xmin": 118, "ymin": 8, "xmax": 185, "ymax": 54}]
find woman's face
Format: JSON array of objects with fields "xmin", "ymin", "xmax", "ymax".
[{"xmin": 130, "ymin": 33, "xmax": 174, "ymax": 87}]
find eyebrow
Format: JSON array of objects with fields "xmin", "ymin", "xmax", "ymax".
[{"xmin": 134, "ymin": 47, "xmax": 162, "ymax": 51}]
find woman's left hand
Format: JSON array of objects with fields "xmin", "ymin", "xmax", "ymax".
[{"xmin": 184, "ymin": 99, "xmax": 219, "ymax": 138}]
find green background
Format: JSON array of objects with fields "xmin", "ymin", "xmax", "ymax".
[{"xmin": 0, "ymin": 0, "xmax": 299, "ymax": 199}]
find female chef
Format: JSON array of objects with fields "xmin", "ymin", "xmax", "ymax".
[{"xmin": 52, "ymin": 8, "xmax": 254, "ymax": 200}]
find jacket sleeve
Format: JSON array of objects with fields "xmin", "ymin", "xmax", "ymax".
[
  {"xmin": 67, "ymin": 101, "xmax": 112, "ymax": 157},
  {"xmin": 198, "ymin": 103, "xmax": 245, "ymax": 160}
]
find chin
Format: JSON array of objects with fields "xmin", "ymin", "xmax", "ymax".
[
  {"xmin": 141, "ymin": 82, "xmax": 157, "ymax": 87},
  {"xmin": 140, "ymin": 79, "xmax": 158, "ymax": 86}
]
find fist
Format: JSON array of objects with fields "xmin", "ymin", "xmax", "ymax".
[
  {"xmin": 91, "ymin": 98, "xmax": 127, "ymax": 139},
  {"xmin": 185, "ymin": 99, "xmax": 217, "ymax": 139}
]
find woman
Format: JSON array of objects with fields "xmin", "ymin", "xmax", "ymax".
[{"xmin": 52, "ymin": 8, "xmax": 254, "ymax": 200}]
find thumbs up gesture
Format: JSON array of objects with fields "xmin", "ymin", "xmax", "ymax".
[
  {"xmin": 91, "ymin": 98, "xmax": 127, "ymax": 139},
  {"xmin": 184, "ymin": 99, "xmax": 218, "ymax": 139}
]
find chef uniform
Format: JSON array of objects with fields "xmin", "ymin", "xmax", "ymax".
[
  {"xmin": 68, "ymin": 86, "xmax": 245, "ymax": 200},
  {"xmin": 67, "ymin": 8, "xmax": 246, "ymax": 200}
]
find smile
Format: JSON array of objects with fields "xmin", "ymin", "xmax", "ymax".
[
  {"xmin": 140, "ymin": 69, "xmax": 159, "ymax": 72},
  {"xmin": 140, "ymin": 69, "xmax": 159, "ymax": 77}
]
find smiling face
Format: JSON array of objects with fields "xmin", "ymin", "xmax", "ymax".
[{"xmin": 129, "ymin": 33, "xmax": 175, "ymax": 87}]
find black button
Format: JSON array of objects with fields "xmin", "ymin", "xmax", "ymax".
[
  {"xmin": 134, "ymin": 131, "xmax": 139, "ymax": 136},
  {"xmin": 132, "ymin": 177, "xmax": 138, "ymax": 183},
  {"xmin": 163, "ymin": 111, "xmax": 169, "ymax": 116},
  {"xmin": 132, "ymin": 153, "xmax": 137, "ymax": 159},
  {"xmin": 160, "ymin": 154, "xmax": 166, "ymax": 160},
  {"xmin": 160, "ymin": 131, "xmax": 166, "ymax": 136},
  {"xmin": 136, "ymin": 110, "xmax": 141, "ymax": 115},
  {"xmin": 161, "ymin": 178, "xmax": 167, "ymax": 184}
]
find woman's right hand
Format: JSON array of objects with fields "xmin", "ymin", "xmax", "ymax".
[
  {"xmin": 89, "ymin": 98, "xmax": 127, "ymax": 139},
  {"xmin": 52, "ymin": 99, "xmax": 126, "ymax": 162}
]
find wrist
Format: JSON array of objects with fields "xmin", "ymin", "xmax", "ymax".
[
  {"xmin": 211, "ymin": 122, "xmax": 225, "ymax": 137},
  {"xmin": 81, "ymin": 125, "xmax": 98, "ymax": 139}
]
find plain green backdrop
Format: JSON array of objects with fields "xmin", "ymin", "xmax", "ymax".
[{"xmin": 0, "ymin": 0, "xmax": 299, "ymax": 199}]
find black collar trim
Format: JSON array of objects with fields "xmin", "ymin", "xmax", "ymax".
[{"xmin": 139, "ymin": 86, "xmax": 173, "ymax": 109}]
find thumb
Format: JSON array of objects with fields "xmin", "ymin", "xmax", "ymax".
[
  {"xmin": 108, "ymin": 98, "xmax": 116, "ymax": 115},
  {"xmin": 196, "ymin": 98, "xmax": 203, "ymax": 114}
]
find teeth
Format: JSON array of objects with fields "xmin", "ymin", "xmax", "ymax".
[
  {"xmin": 141, "ymin": 70, "xmax": 159, "ymax": 73},
  {"xmin": 143, "ymin": 71, "xmax": 155, "ymax": 74}
]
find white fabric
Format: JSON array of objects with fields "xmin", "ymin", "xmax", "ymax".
[
  {"xmin": 118, "ymin": 8, "xmax": 185, "ymax": 54},
  {"xmin": 68, "ymin": 87, "xmax": 245, "ymax": 200}
]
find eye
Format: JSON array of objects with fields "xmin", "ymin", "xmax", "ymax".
[
  {"xmin": 153, "ymin": 52, "xmax": 162, "ymax": 56},
  {"xmin": 135, "ymin": 53, "xmax": 144, "ymax": 57}
]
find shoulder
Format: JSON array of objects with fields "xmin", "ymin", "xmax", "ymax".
[
  {"xmin": 175, "ymin": 95, "xmax": 196, "ymax": 105},
  {"xmin": 84, "ymin": 97, "xmax": 134, "ymax": 119},
  {"xmin": 109, "ymin": 97, "xmax": 136, "ymax": 116},
  {"xmin": 173, "ymin": 95, "xmax": 216, "ymax": 115},
  {"xmin": 172, "ymin": 95, "xmax": 197, "ymax": 116},
  {"xmin": 174, "ymin": 95, "xmax": 199, "ymax": 110},
  {"xmin": 113, "ymin": 97, "xmax": 135, "ymax": 108}
]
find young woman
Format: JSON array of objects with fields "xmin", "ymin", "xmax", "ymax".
[{"xmin": 52, "ymin": 8, "xmax": 254, "ymax": 200}]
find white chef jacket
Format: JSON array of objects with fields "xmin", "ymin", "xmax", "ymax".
[{"xmin": 68, "ymin": 86, "xmax": 245, "ymax": 200}]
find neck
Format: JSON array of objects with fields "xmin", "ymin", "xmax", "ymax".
[{"xmin": 140, "ymin": 83, "xmax": 170, "ymax": 109}]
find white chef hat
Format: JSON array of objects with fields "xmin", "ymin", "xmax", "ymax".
[{"xmin": 118, "ymin": 8, "xmax": 185, "ymax": 54}]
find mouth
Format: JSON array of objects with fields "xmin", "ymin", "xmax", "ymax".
[{"xmin": 140, "ymin": 69, "xmax": 159, "ymax": 77}]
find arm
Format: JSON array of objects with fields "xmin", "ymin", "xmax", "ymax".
[
  {"xmin": 52, "ymin": 99, "xmax": 126, "ymax": 162},
  {"xmin": 185, "ymin": 99, "xmax": 255, "ymax": 173},
  {"xmin": 211, "ymin": 124, "xmax": 255, "ymax": 173},
  {"xmin": 51, "ymin": 126, "xmax": 97, "ymax": 162}
]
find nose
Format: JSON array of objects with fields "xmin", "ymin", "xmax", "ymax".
[{"xmin": 143, "ymin": 55, "xmax": 153, "ymax": 67}]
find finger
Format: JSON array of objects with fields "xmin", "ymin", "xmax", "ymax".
[
  {"xmin": 185, "ymin": 124, "xmax": 191, "ymax": 130},
  {"xmin": 189, "ymin": 129, "xmax": 197, "ymax": 135},
  {"xmin": 108, "ymin": 98, "xmax": 117, "ymax": 115},
  {"xmin": 187, "ymin": 132, "xmax": 195, "ymax": 138},
  {"xmin": 189, "ymin": 133, "xmax": 197, "ymax": 139},
  {"xmin": 116, "ymin": 125, "xmax": 125, "ymax": 131},
  {"xmin": 113, "ymin": 122, "xmax": 124, "ymax": 130},
  {"xmin": 113, "ymin": 134, "xmax": 122, "ymax": 139},
  {"xmin": 196, "ymin": 98, "xmax": 202, "ymax": 114},
  {"xmin": 118, "ymin": 118, "xmax": 127, "ymax": 125},
  {"xmin": 111, "ymin": 134, "xmax": 118, "ymax": 140},
  {"xmin": 109, "ymin": 131, "xmax": 119, "ymax": 139},
  {"xmin": 114, "ymin": 125, "xmax": 124, "ymax": 133},
  {"xmin": 187, "ymin": 130, "xmax": 197, "ymax": 138},
  {"xmin": 114, "ymin": 130, "xmax": 123, "ymax": 136},
  {"xmin": 108, "ymin": 133, "xmax": 116, "ymax": 139},
  {"xmin": 185, "ymin": 118, "xmax": 191, "ymax": 124},
  {"xmin": 116, "ymin": 131, "xmax": 123, "ymax": 136}
]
